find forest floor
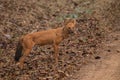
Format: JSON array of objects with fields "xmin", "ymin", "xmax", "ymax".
[
  {"xmin": 0, "ymin": 0, "xmax": 119, "ymax": 80},
  {"xmin": 70, "ymin": 31, "xmax": 120, "ymax": 80}
]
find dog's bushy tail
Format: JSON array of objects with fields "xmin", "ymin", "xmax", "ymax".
[{"xmin": 14, "ymin": 40, "xmax": 23, "ymax": 62}]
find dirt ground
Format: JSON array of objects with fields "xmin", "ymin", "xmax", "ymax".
[{"xmin": 70, "ymin": 31, "xmax": 120, "ymax": 80}]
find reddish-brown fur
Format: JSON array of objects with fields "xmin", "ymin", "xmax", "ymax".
[{"xmin": 15, "ymin": 18, "xmax": 76, "ymax": 69}]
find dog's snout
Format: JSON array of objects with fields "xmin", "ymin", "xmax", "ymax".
[{"xmin": 69, "ymin": 29, "xmax": 75, "ymax": 35}]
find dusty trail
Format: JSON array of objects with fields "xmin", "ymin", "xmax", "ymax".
[{"xmin": 72, "ymin": 32, "xmax": 120, "ymax": 80}]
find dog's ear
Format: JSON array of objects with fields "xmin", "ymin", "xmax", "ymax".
[
  {"xmin": 64, "ymin": 18, "xmax": 70, "ymax": 25},
  {"xmin": 70, "ymin": 19, "xmax": 76, "ymax": 26}
]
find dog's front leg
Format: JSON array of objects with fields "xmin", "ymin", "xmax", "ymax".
[{"xmin": 53, "ymin": 44, "xmax": 59, "ymax": 68}]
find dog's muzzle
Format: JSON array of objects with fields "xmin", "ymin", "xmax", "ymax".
[{"xmin": 68, "ymin": 29, "xmax": 75, "ymax": 35}]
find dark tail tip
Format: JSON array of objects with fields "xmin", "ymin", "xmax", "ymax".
[
  {"xmin": 14, "ymin": 54, "xmax": 20, "ymax": 62},
  {"xmin": 14, "ymin": 41, "xmax": 23, "ymax": 62}
]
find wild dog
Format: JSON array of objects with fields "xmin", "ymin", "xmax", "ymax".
[{"xmin": 15, "ymin": 18, "xmax": 76, "ymax": 69}]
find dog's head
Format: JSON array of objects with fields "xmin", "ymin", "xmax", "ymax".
[{"xmin": 63, "ymin": 18, "xmax": 76, "ymax": 35}]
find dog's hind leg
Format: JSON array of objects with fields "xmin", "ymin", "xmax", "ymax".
[
  {"xmin": 19, "ymin": 40, "xmax": 35, "ymax": 69},
  {"xmin": 19, "ymin": 49, "xmax": 31, "ymax": 69}
]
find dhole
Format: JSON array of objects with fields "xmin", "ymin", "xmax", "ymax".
[{"xmin": 15, "ymin": 18, "xmax": 76, "ymax": 69}]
